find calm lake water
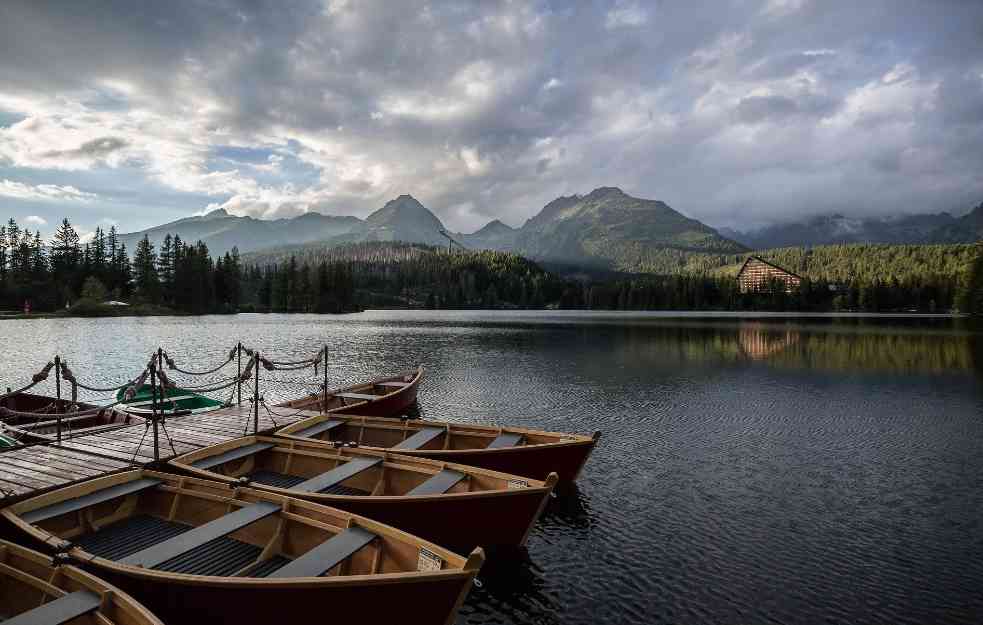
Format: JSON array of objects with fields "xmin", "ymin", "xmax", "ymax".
[{"xmin": 2, "ymin": 311, "xmax": 983, "ymax": 625}]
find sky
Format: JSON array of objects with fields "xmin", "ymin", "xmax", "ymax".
[{"xmin": 1, "ymin": 0, "xmax": 982, "ymax": 240}]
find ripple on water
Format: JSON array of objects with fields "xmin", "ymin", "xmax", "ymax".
[{"xmin": 2, "ymin": 313, "xmax": 982, "ymax": 625}]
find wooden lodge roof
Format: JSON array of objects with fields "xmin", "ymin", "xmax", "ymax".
[{"xmin": 736, "ymin": 255, "xmax": 804, "ymax": 281}]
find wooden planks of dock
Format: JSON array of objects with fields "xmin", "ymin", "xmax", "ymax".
[{"xmin": 0, "ymin": 404, "xmax": 321, "ymax": 505}]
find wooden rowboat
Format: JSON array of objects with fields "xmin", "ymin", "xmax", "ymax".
[
  {"xmin": 116, "ymin": 385, "xmax": 225, "ymax": 415},
  {"xmin": 0, "ymin": 538, "xmax": 164, "ymax": 625},
  {"xmin": 169, "ymin": 435, "xmax": 558, "ymax": 550},
  {"xmin": 2, "ymin": 470, "xmax": 483, "ymax": 625},
  {"xmin": 276, "ymin": 413, "xmax": 601, "ymax": 486},
  {"xmin": 0, "ymin": 393, "xmax": 136, "ymax": 444},
  {"xmin": 277, "ymin": 366, "xmax": 423, "ymax": 418}
]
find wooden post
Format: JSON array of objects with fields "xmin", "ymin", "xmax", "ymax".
[
  {"xmin": 253, "ymin": 351, "xmax": 260, "ymax": 435},
  {"xmin": 237, "ymin": 342, "xmax": 242, "ymax": 405},
  {"xmin": 150, "ymin": 356, "xmax": 159, "ymax": 461},
  {"xmin": 322, "ymin": 344, "xmax": 328, "ymax": 414},
  {"xmin": 54, "ymin": 355, "xmax": 62, "ymax": 444}
]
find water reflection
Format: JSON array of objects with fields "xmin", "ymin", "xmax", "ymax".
[{"xmin": 459, "ymin": 548, "xmax": 563, "ymax": 625}]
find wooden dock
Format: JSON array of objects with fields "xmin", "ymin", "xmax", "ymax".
[{"xmin": 0, "ymin": 404, "xmax": 320, "ymax": 505}]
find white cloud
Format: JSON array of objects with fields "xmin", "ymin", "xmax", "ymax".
[
  {"xmin": 606, "ymin": 2, "xmax": 648, "ymax": 29},
  {"xmin": 0, "ymin": 179, "xmax": 97, "ymax": 202},
  {"xmin": 24, "ymin": 215, "xmax": 47, "ymax": 226}
]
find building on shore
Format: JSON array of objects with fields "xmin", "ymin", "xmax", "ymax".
[{"xmin": 737, "ymin": 256, "xmax": 803, "ymax": 293}]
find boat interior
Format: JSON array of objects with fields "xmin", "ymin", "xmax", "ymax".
[
  {"xmin": 0, "ymin": 539, "xmax": 152, "ymax": 625},
  {"xmin": 6, "ymin": 471, "xmax": 465, "ymax": 580},
  {"xmin": 284, "ymin": 369, "xmax": 420, "ymax": 410},
  {"xmin": 0, "ymin": 394, "xmax": 136, "ymax": 442},
  {"xmin": 282, "ymin": 414, "xmax": 585, "ymax": 451},
  {"xmin": 175, "ymin": 437, "xmax": 542, "ymax": 497}
]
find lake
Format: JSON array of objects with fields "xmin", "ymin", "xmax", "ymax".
[{"xmin": 2, "ymin": 311, "xmax": 982, "ymax": 624}]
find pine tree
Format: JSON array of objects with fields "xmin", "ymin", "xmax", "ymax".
[{"xmin": 132, "ymin": 235, "xmax": 160, "ymax": 303}]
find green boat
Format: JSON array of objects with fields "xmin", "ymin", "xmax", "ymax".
[
  {"xmin": 0, "ymin": 431, "xmax": 18, "ymax": 448},
  {"xmin": 116, "ymin": 385, "xmax": 225, "ymax": 415}
]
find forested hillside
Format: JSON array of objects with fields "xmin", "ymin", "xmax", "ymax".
[{"xmin": 242, "ymin": 241, "xmax": 565, "ymax": 310}]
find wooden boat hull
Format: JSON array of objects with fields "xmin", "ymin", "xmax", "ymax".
[
  {"xmin": 169, "ymin": 436, "xmax": 557, "ymax": 550},
  {"xmin": 83, "ymin": 566, "xmax": 475, "ymax": 625},
  {"xmin": 3, "ymin": 470, "xmax": 482, "ymax": 625},
  {"xmin": 0, "ymin": 392, "xmax": 132, "ymax": 443},
  {"xmin": 396, "ymin": 437, "xmax": 599, "ymax": 486},
  {"xmin": 276, "ymin": 413, "xmax": 601, "ymax": 486},
  {"xmin": 324, "ymin": 487, "xmax": 551, "ymax": 550},
  {"xmin": 280, "ymin": 366, "xmax": 423, "ymax": 418},
  {"xmin": 0, "ymin": 539, "xmax": 164, "ymax": 625}
]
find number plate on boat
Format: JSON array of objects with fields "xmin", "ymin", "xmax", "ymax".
[
  {"xmin": 507, "ymin": 479, "xmax": 528, "ymax": 489},
  {"xmin": 418, "ymin": 547, "xmax": 443, "ymax": 571}
]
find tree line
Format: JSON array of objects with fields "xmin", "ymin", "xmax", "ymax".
[{"xmin": 2, "ymin": 215, "xmax": 981, "ymax": 315}]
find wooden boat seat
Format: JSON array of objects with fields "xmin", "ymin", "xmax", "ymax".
[
  {"xmin": 4, "ymin": 590, "xmax": 101, "ymax": 625},
  {"xmin": 22, "ymin": 478, "xmax": 163, "ymax": 524},
  {"xmin": 269, "ymin": 527, "xmax": 377, "ymax": 578},
  {"xmin": 486, "ymin": 432, "xmax": 524, "ymax": 449},
  {"xmin": 191, "ymin": 442, "xmax": 276, "ymax": 470},
  {"xmin": 292, "ymin": 418, "xmax": 344, "ymax": 439},
  {"xmin": 125, "ymin": 393, "xmax": 199, "ymax": 406},
  {"xmin": 393, "ymin": 426, "xmax": 445, "ymax": 450},
  {"xmin": 291, "ymin": 457, "xmax": 381, "ymax": 494},
  {"xmin": 121, "ymin": 501, "xmax": 281, "ymax": 568},
  {"xmin": 407, "ymin": 469, "xmax": 465, "ymax": 496},
  {"xmin": 376, "ymin": 381, "xmax": 409, "ymax": 388},
  {"xmin": 336, "ymin": 392, "xmax": 378, "ymax": 402}
]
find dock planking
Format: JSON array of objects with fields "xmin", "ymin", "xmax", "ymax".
[
  {"xmin": 0, "ymin": 402, "xmax": 316, "ymax": 506},
  {"xmin": 0, "ymin": 445, "xmax": 132, "ymax": 502}
]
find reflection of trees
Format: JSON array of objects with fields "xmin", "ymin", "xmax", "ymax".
[{"xmin": 608, "ymin": 320, "xmax": 975, "ymax": 374}]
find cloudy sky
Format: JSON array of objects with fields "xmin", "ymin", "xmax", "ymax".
[{"xmin": 1, "ymin": 0, "xmax": 982, "ymax": 239}]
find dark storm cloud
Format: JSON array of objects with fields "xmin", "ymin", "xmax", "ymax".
[
  {"xmin": 42, "ymin": 137, "xmax": 129, "ymax": 160},
  {"xmin": 0, "ymin": 0, "xmax": 981, "ymax": 232}
]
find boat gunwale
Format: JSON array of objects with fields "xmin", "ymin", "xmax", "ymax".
[
  {"xmin": 275, "ymin": 411, "xmax": 600, "ymax": 452},
  {"xmin": 0, "ymin": 538, "xmax": 165, "ymax": 625},
  {"xmin": 1, "ymin": 468, "xmax": 483, "ymax": 586},
  {"xmin": 168, "ymin": 435, "xmax": 558, "ymax": 503},
  {"xmin": 277, "ymin": 366, "xmax": 423, "ymax": 410}
]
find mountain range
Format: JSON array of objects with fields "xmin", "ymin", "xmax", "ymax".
[
  {"xmin": 121, "ymin": 188, "xmax": 746, "ymax": 271},
  {"xmin": 120, "ymin": 190, "xmax": 982, "ymax": 272},
  {"xmin": 721, "ymin": 203, "xmax": 983, "ymax": 249}
]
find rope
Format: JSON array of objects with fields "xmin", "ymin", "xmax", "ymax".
[
  {"xmin": 0, "ymin": 361, "xmax": 55, "ymax": 401},
  {"xmin": 267, "ymin": 352, "xmax": 322, "ymax": 367},
  {"xmin": 162, "ymin": 347, "xmax": 237, "ymax": 376},
  {"xmin": 61, "ymin": 361, "xmax": 142, "ymax": 393},
  {"xmin": 260, "ymin": 399, "xmax": 309, "ymax": 420}
]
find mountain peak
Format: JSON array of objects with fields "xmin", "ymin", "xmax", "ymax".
[
  {"xmin": 586, "ymin": 186, "xmax": 626, "ymax": 199},
  {"xmin": 203, "ymin": 207, "xmax": 230, "ymax": 219},
  {"xmin": 473, "ymin": 219, "xmax": 514, "ymax": 235}
]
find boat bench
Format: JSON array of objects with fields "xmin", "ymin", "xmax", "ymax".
[
  {"xmin": 293, "ymin": 418, "xmax": 344, "ymax": 439},
  {"xmin": 376, "ymin": 381, "xmax": 409, "ymax": 388},
  {"xmin": 393, "ymin": 426, "xmax": 445, "ymax": 450},
  {"xmin": 407, "ymin": 469, "xmax": 465, "ymax": 496},
  {"xmin": 336, "ymin": 392, "xmax": 378, "ymax": 402},
  {"xmin": 487, "ymin": 432, "xmax": 524, "ymax": 449},
  {"xmin": 291, "ymin": 457, "xmax": 381, "ymax": 494},
  {"xmin": 5, "ymin": 590, "xmax": 102, "ymax": 625},
  {"xmin": 191, "ymin": 442, "xmax": 275, "ymax": 470},
  {"xmin": 22, "ymin": 478, "xmax": 163, "ymax": 524},
  {"xmin": 270, "ymin": 527, "xmax": 376, "ymax": 578},
  {"xmin": 121, "ymin": 501, "xmax": 281, "ymax": 568}
]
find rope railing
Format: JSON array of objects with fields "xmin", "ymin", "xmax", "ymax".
[
  {"xmin": 162, "ymin": 347, "xmax": 237, "ymax": 377},
  {"xmin": 0, "ymin": 342, "xmax": 335, "ymax": 459},
  {"xmin": 0, "ymin": 361, "xmax": 55, "ymax": 401}
]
